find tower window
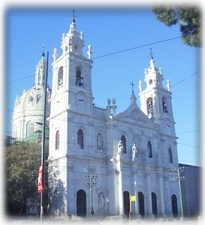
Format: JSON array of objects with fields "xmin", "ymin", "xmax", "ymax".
[
  {"xmin": 74, "ymin": 44, "xmax": 78, "ymax": 52},
  {"xmin": 147, "ymin": 97, "xmax": 153, "ymax": 115},
  {"xmin": 120, "ymin": 135, "xmax": 126, "ymax": 153},
  {"xmin": 76, "ymin": 66, "xmax": 83, "ymax": 87},
  {"xmin": 147, "ymin": 141, "xmax": 152, "ymax": 158},
  {"xmin": 97, "ymin": 133, "xmax": 103, "ymax": 150},
  {"xmin": 55, "ymin": 130, "xmax": 60, "ymax": 150},
  {"xmin": 77, "ymin": 129, "xmax": 84, "ymax": 149},
  {"xmin": 162, "ymin": 97, "xmax": 168, "ymax": 113},
  {"xmin": 58, "ymin": 66, "xmax": 63, "ymax": 88},
  {"xmin": 168, "ymin": 148, "xmax": 173, "ymax": 163}
]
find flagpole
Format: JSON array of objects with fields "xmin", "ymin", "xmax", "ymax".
[{"xmin": 39, "ymin": 51, "xmax": 49, "ymax": 221}]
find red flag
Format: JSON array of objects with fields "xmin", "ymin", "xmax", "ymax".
[{"xmin": 38, "ymin": 164, "xmax": 44, "ymax": 193}]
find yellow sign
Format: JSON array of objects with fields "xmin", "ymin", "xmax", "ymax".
[{"xmin": 130, "ymin": 195, "xmax": 136, "ymax": 202}]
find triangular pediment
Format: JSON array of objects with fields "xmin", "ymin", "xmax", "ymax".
[{"xmin": 115, "ymin": 104, "xmax": 155, "ymax": 127}]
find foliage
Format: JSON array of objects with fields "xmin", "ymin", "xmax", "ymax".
[
  {"xmin": 5, "ymin": 142, "xmax": 41, "ymax": 215},
  {"xmin": 152, "ymin": 5, "xmax": 201, "ymax": 47}
]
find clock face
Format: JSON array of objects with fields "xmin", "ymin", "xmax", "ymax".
[{"xmin": 76, "ymin": 92, "xmax": 86, "ymax": 107}]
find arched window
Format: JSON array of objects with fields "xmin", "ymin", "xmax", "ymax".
[
  {"xmin": 58, "ymin": 66, "xmax": 63, "ymax": 88},
  {"xmin": 26, "ymin": 121, "xmax": 34, "ymax": 138},
  {"xmin": 121, "ymin": 135, "xmax": 126, "ymax": 153},
  {"xmin": 77, "ymin": 129, "xmax": 84, "ymax": 149},
  {"xmin": 76, "ymin": 66, "xmax": 83, "ymax": 87},
  {"xmin": 147, "ymin": 97, "xmax": 153, "ymax": 115},
  {"xmin": 123, "ymin": 191, "xmax": 130, "ymax": 218},
  {"xmin": 147, "ymin": 141, "xmax": 152, "ymax": 158},
  {"xmin": 138, "ymin": 192, "xmax": 145, "ymax": 218},
  {"xmin": 171, "ymin": 194, "xmax": 178, "ymax": 217},
  {"xmin": 55, "ymin": 130, "xmax": 60, "ymax": 150},
  {"xmin": 151, "ymin": 192, "xmax": 158, "ymax": 217},
  {"xmin": 162, "ymin": 97, "xmax": 168, "ymax": 113},
  {"xmin": 168, "ymin": 148, "xmax": 173, "ymax": 163}
]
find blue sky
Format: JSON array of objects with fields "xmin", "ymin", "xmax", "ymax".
[{"xmin": 5, "ymin": 6, "xmax": 200, "ymax": 166}]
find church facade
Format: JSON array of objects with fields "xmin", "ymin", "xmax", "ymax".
[{"xmin": 47, "ymin": 18, "xmax": 181, "ymax": 219}]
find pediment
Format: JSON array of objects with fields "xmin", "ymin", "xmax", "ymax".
[{"xmin": 115, "ymin": 105, "xmax": 155, "ymax": 127}]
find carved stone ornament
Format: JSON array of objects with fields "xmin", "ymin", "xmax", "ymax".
[{"xmin": 88, "ymin": 167, "xmax": 96, "ymax": 174}]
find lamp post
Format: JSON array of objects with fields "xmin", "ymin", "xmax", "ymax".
[
  {"xmin": 173, "ymin": 167, "xmax": 185, "ymax": 220},
  {"xmin": 106, "ymin": 198, "xmax": 109, "ymax": 216},
  {"xmin": 134, "ymin": 181, "xmax": 137, "ymax": 216},
  {"xmin": 85, "ymin": 175, "xmax": 97, "ymax": 218},
  {"xmin": 38, "ymin": 51, "xmax": 49, "ymax": 221}
]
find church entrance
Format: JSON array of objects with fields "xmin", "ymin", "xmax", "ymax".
[
  {"xmin": 76, "ymin": 190, "xmax": 86, "ymax": 217},
  {"xmin": 171, "ymin": 194, "xmax": 178, "ymax": 217},
  {"xmin": 138, "ymin": 192, "xmax": 145, "ymax": 218},
  {"xmin": 123, "ymin": 191, "xmax": 130, "ymax": 218},
  {"xmin": 151, "ymin": 192, "xmax": 157, "ymax": 217}
]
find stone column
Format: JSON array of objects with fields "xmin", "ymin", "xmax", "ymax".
[
  {"xmin": 158, "ymin": 173, "xmax": 166, "ymax": 217},
  {"xmin": 116, "ymin": 154, "xmax": 124, "ymax": 215},
  {"xmin": 145, "ymin": 170, "xmax": 154, "ymax": 218},
  {"xmin": 106, "ymin": 114, "xmax": 118, "ymax": 215},
  {"xmin": 107, "ymin": 167, "xmax": 117, "ymax": 215},
  {"xmin": 132, "ymin": 169, "xmax": 141, "ymax": 219}
]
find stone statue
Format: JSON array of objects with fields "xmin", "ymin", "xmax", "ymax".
[
  {"xmin": 118, "ymin": 140, "xmax": 124, "ymax": 155},
  {"xmin": 98, "ymin": 193, "xmax": 105, "ymax": 210},
  {"xmin": 87, "ymin": 45, "xmax": 93, "ymax": 59},
  {"xmin": 132, "ymin": 143, "xmax": 137, "ymax": 161},
  {"xmin": 97, "ymin": 133, "xmax": 103, "ymax": 150},
  {"xmin": 166, "ymin": 79, "xmax": 171, "ymax": 91}
]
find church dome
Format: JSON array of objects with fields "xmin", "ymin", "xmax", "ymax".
[
  {"xmin": 12, "ymin": 53, "xmax": 51, "ymax": 141},
  {"xmin": 13, "ymin": 84, "xmax": 51, "ymax": 120}
]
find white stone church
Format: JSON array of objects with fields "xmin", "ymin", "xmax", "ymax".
[{"xmin": 12, "ymin": 17, "xmax": 182, "ymax": 219}]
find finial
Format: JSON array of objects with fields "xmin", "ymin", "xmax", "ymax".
[
  {"xmin": 149, "ymin": 48, "xmax": 156, "ymax": 69},
  {"xmin": 41, "ymin": 44, "xmax": 45, "ymax": 58},
  {"xmin": 149, "ymin": 48, "xmax": 154, "ymax": 59},
  {"xmin": 138, "ymin": 80, "xmax": 142, "ymax": 93},
  {"xmin": 130, "ymin": 81, "xmax": 135, "ymax": 94},
  {"xmin": 72, "ymin": 10, "xmax": 77, "ymax": 23},
  {"xmin": 166, "ymin": 79, "xmax": 171, "ymax": 91}
]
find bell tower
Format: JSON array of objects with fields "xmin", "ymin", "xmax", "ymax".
[
  {"xmin": 138, "ymin": 53, "xmax": 176, "ymax": 135},
  {"xmin": 48, "ymin": 16, "xmax": 94, "ymax": 159},
  {"xmin": 49, "ymin": 16, "xmax": 94, "ymax": 118}
]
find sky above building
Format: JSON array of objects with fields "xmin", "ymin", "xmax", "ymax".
[{"xmin": 4, "ymin": 6, "xmax": 200, "ymax": 166}]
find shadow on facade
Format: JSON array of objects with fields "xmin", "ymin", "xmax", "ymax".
[{"xmin": 47, "ymin": 159, "xmax": 67, "ymax": 217}]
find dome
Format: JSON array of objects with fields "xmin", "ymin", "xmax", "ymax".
[
  {"xmin": 13, "ymin": 84, "xmax": 51, "ymax": 118},
  {"xmin": 12, "ymin": 53, "xmax": 51, "ymax": 141}
]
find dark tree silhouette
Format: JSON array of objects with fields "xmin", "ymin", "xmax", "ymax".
[{"xmin": 152, "ymin": 5, "xmax": 201, "ymax": 47}]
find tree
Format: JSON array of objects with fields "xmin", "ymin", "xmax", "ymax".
[
  {"xmin": 5, "ymin": 142, "xmax": 41, "ymax": 215},
  {"xmin": 152, "ymin": 5, "xmax": 201, "ymax": 47}
]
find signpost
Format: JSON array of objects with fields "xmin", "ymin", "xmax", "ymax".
[{"xmin": 129, "ymin": 194, "xmax": 136, "ymax": 220}]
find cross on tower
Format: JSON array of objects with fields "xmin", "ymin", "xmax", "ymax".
[
  {"xmin": 149, "ymin": 48, "xmax": 154, "ymax": 59},
  {"xmin": 41, "ymin": 44, "xmax": 45, "ymax": 58},
  {"xmin": 130, "ymin": 81, "xmax": 135, "ymax": 93},
  {"xmin": 72, "ymin": 10, "xmax": 77, "ymax": 23}
]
